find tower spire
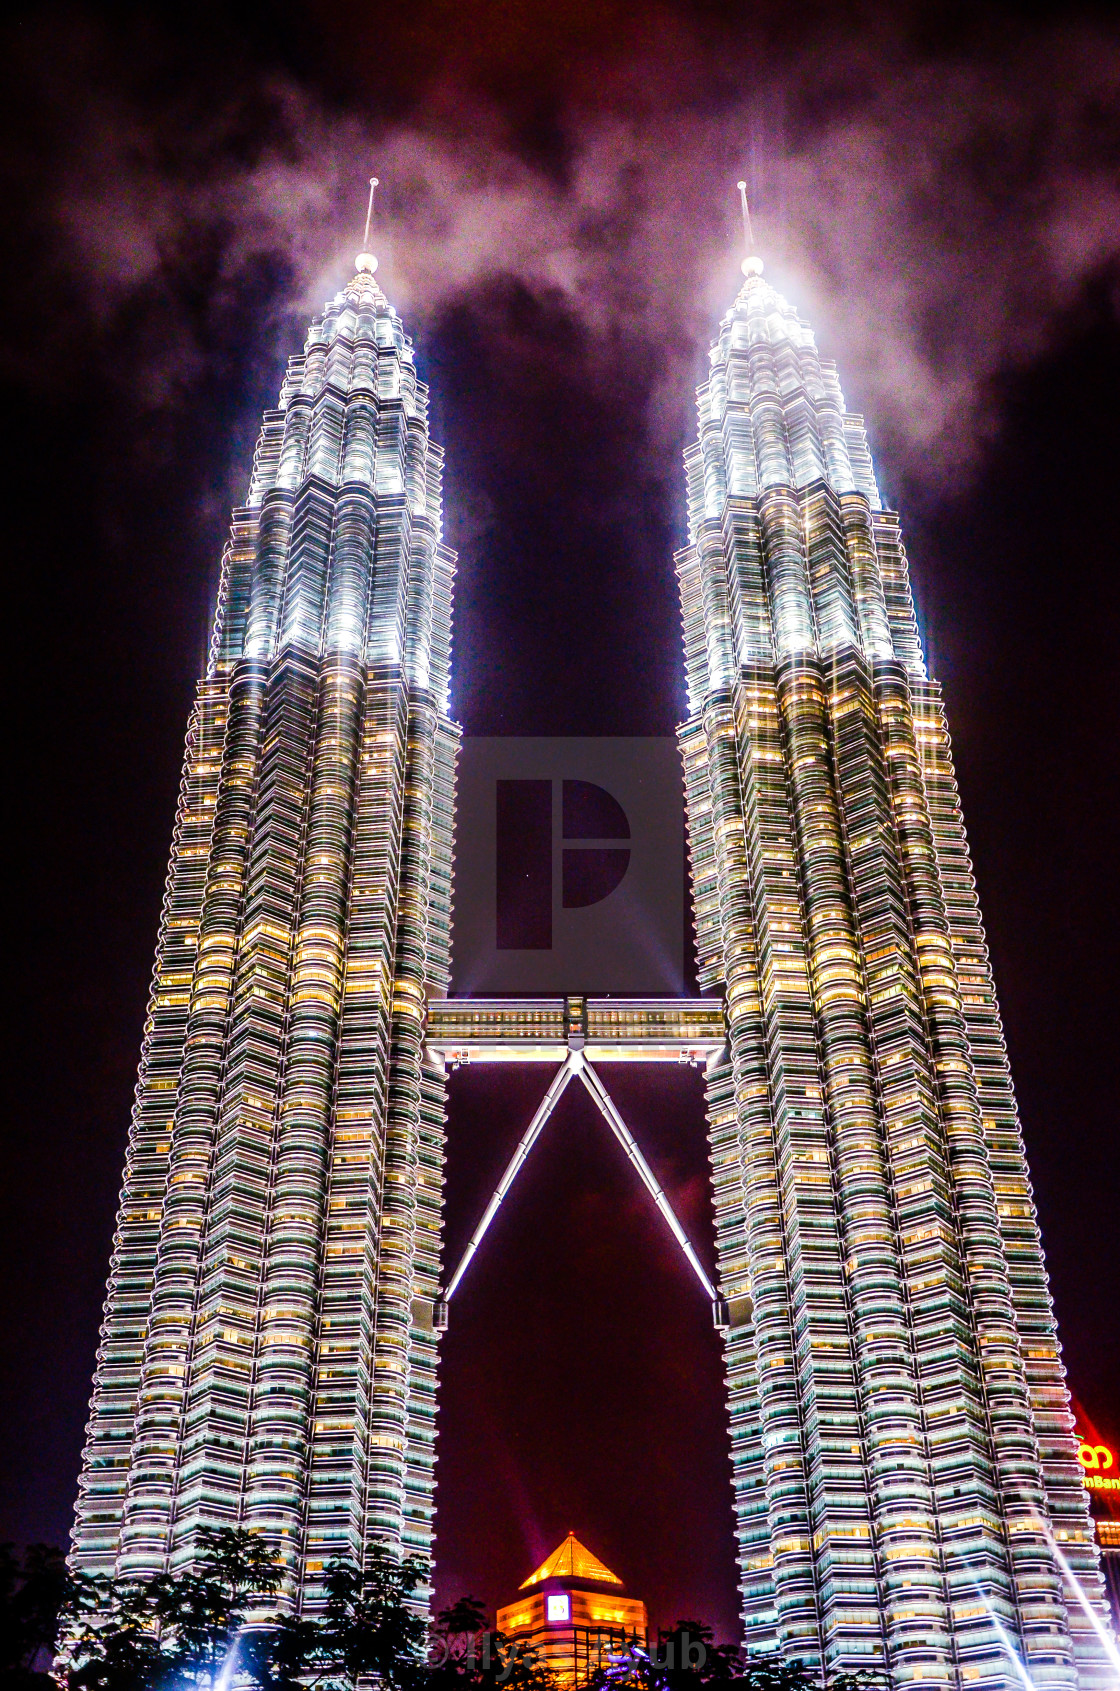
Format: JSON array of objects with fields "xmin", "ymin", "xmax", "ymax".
[
  {"xmin": 355, "ymin": 174, "xmax": 379, "ymax": 274},
  {"xmin": 736, "ymin": 180, "xmax": 764, "ymax": 277}
]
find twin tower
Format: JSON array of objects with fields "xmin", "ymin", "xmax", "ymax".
[{"xmin": 71, "ymin": 236, "xmax": 1110, "ymax": 1689}]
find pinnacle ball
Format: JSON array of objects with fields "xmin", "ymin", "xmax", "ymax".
[
  {"xmin": 742, "ymin": 256, "xmax": 764, "ymax": 276},
  {"xmin": 355, "ymin": 252, "xmax": 378, "ymax": 273}
]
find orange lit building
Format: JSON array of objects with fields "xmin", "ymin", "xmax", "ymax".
[{"xmin": 497, "ymin": 1533, "xmax": 647, "ymax": 1686}]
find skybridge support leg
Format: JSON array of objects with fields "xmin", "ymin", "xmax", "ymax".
[
  {"xmin": 443, "ymin": 1054, "xmax": 578, "ymax": 1303},
  {"xmin": 576, "ymin": 1058, "xmax": 719, "ymax": 1307},
  {"xmin": 439, "ymin": 1050, "xmax": 723, "ymax": 1328}
]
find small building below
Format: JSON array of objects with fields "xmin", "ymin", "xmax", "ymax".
[{"xmin": 497, "ymin": 1532, "xmax": 648, "ymax": 1685}]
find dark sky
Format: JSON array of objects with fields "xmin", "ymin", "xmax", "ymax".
[{"xmin": 4, "ymin": 0, "xmax": 1120, "ymax": 1647}]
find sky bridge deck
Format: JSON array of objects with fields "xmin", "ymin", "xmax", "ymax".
[{"xmin": 424, "ymin": 996, "xmax": 726, "ymax": 1065}]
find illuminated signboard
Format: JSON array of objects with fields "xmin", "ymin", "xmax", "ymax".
[
  {"xmin": 546, "ymin": 1594, "xmax": 572, "ymax": 1624},
  {"xmin": 1078, "ymin": 1440, "xmax": 1120, "ymax": 1492}
]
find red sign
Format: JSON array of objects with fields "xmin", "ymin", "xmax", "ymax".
[{"xmin": 1078, "ymin": 1441, "xmax": 1119, "ymax": 1491}]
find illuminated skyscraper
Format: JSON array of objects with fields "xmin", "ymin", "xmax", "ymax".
[
  {"xmin": 678, "ymin": 247, "xmax": 1111, "ymax": 1685},
  {"xmin": 71, "ymin": 251, "xmax": 458, "ymax": 1599},
  {"xmin": 71, "ymin": 206, "xmax": 1113, "ymax": 1691}
]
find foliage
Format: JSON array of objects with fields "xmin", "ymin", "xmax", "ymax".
[
  {"xmin": 23, "ymin": 1541, "xmax": 888, "ymax": 1691},
  {"xmin": 0, "ymin": 1544, "xmax": 72, "ymax": 1688},
  {"xmin": 587, "ymin": 1642, "xmax": 665, "ymax": 1691},
  {"xmin": 308, "ymin": 1547, "xmax": 430, "ymax": 1690},
  {"xmin": 587, "ymin": 1633, "xmax": 880, "ymax": 1691},
  {"xmin": 426, "ymin": 1596, "xmax": 487, "ymax": 1691},
  {"xmin": 58, "ymin": 1526, "xmax": 285, "ymax": 1691},
  {"xmin": 54, "ymin": 1534, "xmax": 439, "ymax": 1691},
  {"xmin": 437, "ymin": 1597, "xmax": 489, "ymax": 1641},
  {"xmin": 732, "ymin": 1655, "xmax": 817, "ymax": 1691},
  {"xmin": 655, "ymin": 1621, "xmax": 742, "ymax": 1686},
  {"xmin": 61, "ymin": 1585, "xmax": 165, "ymax": 1691},
  {"xmin": 154, "ymin": 1526, "xmax": 285, "ymax": 1679},
  {"xmin": 479, "ymin": 1631, "xmax": 557, "ymax": 1691},
  {"xmin": 426, "ymin": 1598, "xmax": 556, "ymax": 1691}
]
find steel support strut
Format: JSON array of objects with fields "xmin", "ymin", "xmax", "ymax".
[
  {"xmin": 576, "ymin": 1058, "xmax": 718, "ymax": 1303},
  {"xmin": 443, "ymin": 1055, "xmax": 578, "ymax": 1300},
  {"xmin": 442, "ymin": 1051, "xmax": 718, "ymax": 1311}
]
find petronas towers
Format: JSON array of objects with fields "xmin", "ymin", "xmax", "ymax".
[
  {"xmin": 72, "ymin": 235, "xmax": 1112, "ymax": 1689},
  {"xmin": 72, "ymin": 256, "xmax": 457, "ymax": 1597}
]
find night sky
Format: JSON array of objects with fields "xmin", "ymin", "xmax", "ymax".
[{"xmin": 4, "ymin": 0, "xmax": 1120, "ymax": 1647}]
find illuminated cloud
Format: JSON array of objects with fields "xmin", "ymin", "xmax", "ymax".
[{"xmin": 10, "ymin": 9, "xmax": 1120, "ymax": 489}]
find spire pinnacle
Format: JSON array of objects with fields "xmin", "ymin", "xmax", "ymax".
[
  {"xmin": 736, "ymin": 181, "xmax": 764, "ymax": 277},
  {"xmin": 355, "ymin": 175, "xmax": 379, "ymax": 275}
]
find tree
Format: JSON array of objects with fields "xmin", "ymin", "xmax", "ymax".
[
  {"xmin": 426, "ymin": 1596, "xmax": 488, "ymax": 1691},
  {"xmin": 57, "ymin": 1527, "xmax": 287, "ymax": 1691},
  {"xmin": 54, "ymin": 1534, "xmax": 436, "ymax": 1691},
  {"xmin": 483, "ymin": 1633, "xmax": 558, "ymax": 1691},
  {"xmin": 310, "ymin": 1547, "xmax": 430, "ymax": 1690},
  {"xmin": 234, "ymin": 1616, "xmax": 323, "ymax": 1691},
  {"xmin": 655, "ymin": 1621, "xmax": 743, "ymax": 1687},
  {"xmin": 587, "ymin": 1636, "xmax": 834, "ymax": 1691},
  {"xmin": 734, "ymin": 1656, "xmax": 816, "ymax": 1691},
  {"xmin": 735, "ymin": 1655, "xmax": 886, "ymax": 1691},
  {"xmin": 587, "ymin": 1642, "xmax": 665, "ymax": 1691},
  {"xmin": 437, "ymin": 1598, "xmax": 489, "ymax": 1642},
  {"xmin": 426, "ymin": 1597, "xmax": 556, "ymax": 1691},
  {"xmin": 148, "ymin": 1526, "xmax": 284, "ymax": 1683},
  {"xmin": 60, "ymin": 1575, "xmax": 165, "ymax": 1691},
  {"xmin": 0, "ymin": 1544, "xmax": 72, "ymax": 1688}
]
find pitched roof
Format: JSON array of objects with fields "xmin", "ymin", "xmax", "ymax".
[{"xmin": 520, "ymin": 1532, "xmax": 623, "ymax": 1590}]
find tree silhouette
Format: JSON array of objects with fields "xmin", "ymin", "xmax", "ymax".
[
  {"xmin": 57, "ymin": 1528, "xmax": 286, "ymax": 1691},
  {"xmin": 1, "ymin": 1545, "xmax": 74, "ymax": 1687},
  {"xmin": 34, "ymin": 1540, "xmax": 885, "ymax": 1691},
  {"xmin": 309, "ymin": 1547, "xmax": 430, "ymax": 1689},
  {"xmin": 426, "ymin": 1594, "xmax": 556, "ymax": 1691}
]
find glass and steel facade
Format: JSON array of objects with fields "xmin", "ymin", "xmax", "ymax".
[
  {"xmin": 679, "ymin": 266, "xmax": 1111, "ymax": 1686},
  {"xmin": 71, "ymin": 260, "xmax": 458, "ymax": 1606}
]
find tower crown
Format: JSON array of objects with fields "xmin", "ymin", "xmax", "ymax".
[{"xmin": 216, "ymin": 231, "xmax": 453, "ymax": 704}]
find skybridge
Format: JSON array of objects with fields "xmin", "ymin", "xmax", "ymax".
[
  {"xmin": 424, "ymin": 995, "xmax": 726, "ymax": 1065},
  {"xmin": 425, "ymin": 996, "xmax": 732, "ymax": 1330}
]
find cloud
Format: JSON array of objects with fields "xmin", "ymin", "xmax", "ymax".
[{"xmin": 9, "ymin": 7, "xmax": 1120, "ymax": 489}]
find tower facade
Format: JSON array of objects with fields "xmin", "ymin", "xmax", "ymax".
[
  {"xmin": 679, "ymin": 263, "xmax": 1109, "ymax": 1685},
  {"xmin": 71, "ymin": 257, "xmax": 458, "ymax": 1600}
]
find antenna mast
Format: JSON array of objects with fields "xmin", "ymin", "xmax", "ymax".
[
  {"xmin": 356, "ymin": 176, "xmax": 380, "ymax": 274},
  {"xmin": 736, "ymin": 180, "xmax": 764, "ymax": 277},
  {"xmin": 363, "ymin": 177, "xmax": 379, "ymax": 251}
]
